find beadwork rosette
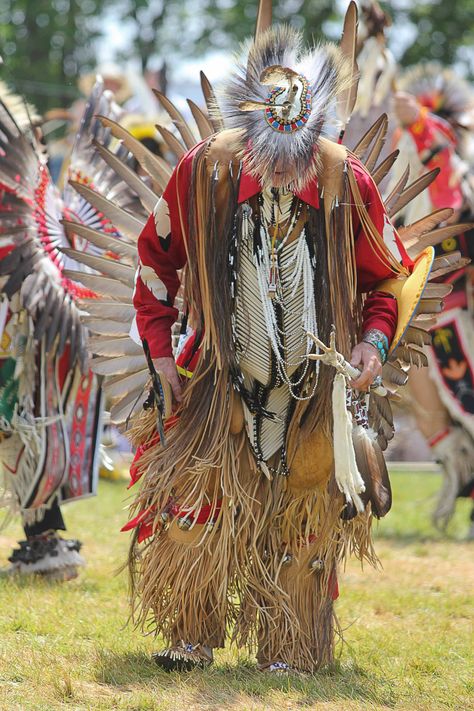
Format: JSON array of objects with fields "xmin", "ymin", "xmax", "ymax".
[{"xmin": 264, "ymin": 76, "xmax": 312, "ymax": 133}]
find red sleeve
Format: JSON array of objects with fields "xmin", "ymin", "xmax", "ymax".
[
  {"xmin": 362, "ymin": 291, "xmax": 398, "ymax": 340},
  {"xmin": 406, "ymin": 110, "xmax": 463, "ymax": 210},
  {"xmin": 350, "ymin": 157, "xmax": 413, "ymax": 344},
  {"xmin": 133, "ymin": 152, "xmax": 195, "ymax": 358},
  {"xmin": 407, "ymin": 109, "xmax": 457, "ymax": 157}
]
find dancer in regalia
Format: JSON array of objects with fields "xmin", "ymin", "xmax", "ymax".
[
  {"xmin": 345, "ymin": 2, "xmax": 474, "ymax": 535},
  {"xmin": 392, "ymin": 67, "xmax": 474, "ymax": 534},
  {"xmin": 60, "ymin": 1, "xmax": 468, "ymax": 673},
  {"xmin": 123, "ymin": 7, "xmax": 463, "ymax": 672},
  {"xmin": 0, "ymin": 80, "xmax": 136, "ymax": 578}
]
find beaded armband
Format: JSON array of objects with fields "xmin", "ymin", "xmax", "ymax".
[{"xmin": 362, "ymin": 329, "xmax": 389, "ymax": 365}]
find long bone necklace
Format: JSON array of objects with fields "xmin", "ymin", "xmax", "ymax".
[{"xmin": 252, "ymin": 187, "xmax": 320, "ymax": 396}]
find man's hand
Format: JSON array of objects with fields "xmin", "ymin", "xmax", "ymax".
[
  {"xmin": 153, "ymin": 356, "xmax": 183, "ymax": 403},
  {"xmin": 349, "ymin": 342, "xmax": 382, "ymax": 391},
  {"xmin": 393, "ymin": 91, "xmax": 421, "ymax": 127}
]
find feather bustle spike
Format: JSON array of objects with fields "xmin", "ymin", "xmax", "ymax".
[
  {"xmin": 398, "ymin": 208, "xmax": 454, "ymax": 247},
  {"xmin": 62, "ymin": 220, "xmax": 137, "ymax": 260},
  {"xmin": 156, "ymin": 124, "xmax": 186, "ymax": 159},
  {"xmin": 200, "ymin": 72, "xmax": 224, "ymax": 132},
  {"xmin": 82, "ymin": 318, "xmax": 129, "ymax": 337},
  {"xmin": 422, "ymin": 282, "xmax": 453, "ymax": 299},
  {"xmin": 350, "ymin": 113, "xmax": 386, "ymax": 158},
  {"xmin": 187, "ymin": 99, "xmax": 214, "ymax": 140},
  {"xmin": 92, "ymin": 140, "xmax": 159, "ymax": 213},
  {"xmin": 382, "ymin": 361, "xmax": 409, "ymax": 386},
  {"xmin": 62, "ymin": 270, "xmax": 133, "ymax": 301},
  {"xmin": 383, "ymin": 164, "xmax": 410, "ymax": 214},
  {"xmin": 337, "ymin": 1, "xmax": 359, "ymax": 136},
  {"xmin": 362, "ymin": 114, "xmax": 388, "ymax": 172},
  {"xmin": 68, "ymin": 180, "xmax": 144, "ymax": 241},
  {"xmin": 388, "ymin": 168, "xmax": 440, "ymax": 218},
  {"xmin": 87, "ymin": 336, "xmax": 143, "ymax": 357},
  {"xmin": 78, "ymin": 299, "xmax": 135, "ymax": 320},
  {"xmin": 352, "ymin": 426, "xmax": 392, "ymax": 517},
  {"xmin": 103, "ymin": 369, "xmax": 148, "ymax": 399},
  {"xmin": 60, "ymin": 248, "xmax": 136, "ymax": 286},
  {"xmin": 429, "ymin": 257, "xmax": 470, "ymax": 281},
  {"xmin": 91, "ymin": 355, "xmax": 146, "ymax": 376},
  {"xmin": 152, "ymin": 90, "xmax": 196, "ymax": 150},
  {"xmin": 97, "ymin": 115, "xmax": 172, "ymax": 189},
  {"xmin": 402, "ymin": 325, "xmax": 432, "ymax": 347},
  {"xmin": 372, "ymin": 149, "xmax": 399, "ymax": 185},
  {"xmin": 407, "ymin": 222, "xmax": 474, "ymax": 258},
  {"xmin": 255, "ymin": 0, "xmax": 272, "ymax": 39},
  {"xmin": 394, "ymin": 344, "xmax": 429, "ymax": 368}
]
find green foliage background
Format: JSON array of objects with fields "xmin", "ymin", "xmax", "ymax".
[{"xmin": 1, "ymin": 0, "xmax": 473, "ymax": 113}]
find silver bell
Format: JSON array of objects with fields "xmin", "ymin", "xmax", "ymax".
[
  {"xmin": 310, "ymin": 558, "xmax": 324, "ymax": 571},
  {"xmin": 281, "ymin": 553, "xmax": 293, "ymax": 566},
  {"xmin": 177, "ymin": 516, "xmax": 192, "ymax": 530}
]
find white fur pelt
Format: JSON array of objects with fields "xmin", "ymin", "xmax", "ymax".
[{"xmin": 218, "ymin": 25, "xmax": 353, "ymax": 189}]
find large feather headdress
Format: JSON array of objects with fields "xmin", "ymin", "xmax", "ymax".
[{"xmin": 219, "ymin": 25, "xmax": 353, "ymax": 189}]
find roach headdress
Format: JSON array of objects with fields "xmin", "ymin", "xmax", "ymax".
[{"xmin": 219, "ymin": 25, "xmax": 353, "ymax": 189}]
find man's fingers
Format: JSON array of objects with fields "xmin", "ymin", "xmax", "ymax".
[
  {"xmin": 350, "ymin": 357, "xmax": 380, "ymax": 390},
  {"xmin": 350, "ymin": 373, "xmax": 371, "ymax": 390},
  {"xmin": 350, "ymin": 345, "xmax": 363, "ymax": 367},
  {"xmin": 349, "ymin": 343, "xmax": 383, "ymax": 390},
  {"xmin": 153, "ymin": 357, "xmax": 183, "ymax": 404},
  {"xmin": 168, "ymin": 372, "xmax": 183, "ymax": 403}
]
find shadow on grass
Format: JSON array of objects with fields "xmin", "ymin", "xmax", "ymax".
[
  {"xmin": 373, "ymin": 530, "xmax": 466, "ymax": 545},
  {"xmin": 95, "ymin": 650, "xmax": 158, "ymax": 686},
  {"xmin": 94, "ymin": 650, "xmax": 397, "ymax": 708}
]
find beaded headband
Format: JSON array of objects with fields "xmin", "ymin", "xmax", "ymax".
[
  {"xmin": 264, "ymin": 75, "xmax": 312, "ymax": 133},
  {"xmin": 239, "ymin": 67, "xmax": 313, "ymax": 134}
]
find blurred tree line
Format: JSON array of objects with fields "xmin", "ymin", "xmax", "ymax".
[
  {"xmin": 1, "ymin": 0, "xmax": 473, "ymax": 114},
  {"xmin": 0, "ymin": 0, "xmax": 108, "ymax": 109}
]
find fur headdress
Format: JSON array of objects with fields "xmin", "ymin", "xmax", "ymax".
[{"xmin": 218, "ymin": 25, "xmax": 353, "ymax": 189}]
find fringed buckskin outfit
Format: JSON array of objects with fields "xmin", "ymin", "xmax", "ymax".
[
  {"xmin": 52, "ymin": 3, "xmax": 460, "ymax": 674},
  {"xmin": 124, "ymin": 16, "xmax": 442, "ymax": 673}
]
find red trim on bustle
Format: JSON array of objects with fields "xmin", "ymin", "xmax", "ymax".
[{"xmin": 428, "ymin": 427, "xmax": 451, "ymax": 448}]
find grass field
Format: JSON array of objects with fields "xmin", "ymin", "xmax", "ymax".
[{"xmin": 0, "ymin": 469, "xmax": 472, "ymax": 711}]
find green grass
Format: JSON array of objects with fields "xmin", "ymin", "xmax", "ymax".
[{"xmin": 0, "ymin": 470, "xmax": 472, "ymax": 711}]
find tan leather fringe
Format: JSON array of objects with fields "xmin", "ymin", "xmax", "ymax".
[
  {"xmin": 347, "ymin": 162, "xmax": 410, "ymax": 277},
  {"xmin": 128, "ymin": 407, "xmax": 157, "ymax": 449},
  {"xmin": 127, "ymin": 138, "xmax": 380, "ymax": 670},
  {"xmin": 236, "ymin": 476, "xmax": 375, "ymax": 672}
]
